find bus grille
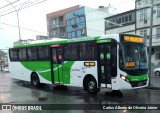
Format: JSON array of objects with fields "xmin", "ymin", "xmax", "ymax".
[{"xmin": 130, "ymin": 80, "xmax": 147, "ymax": 87}]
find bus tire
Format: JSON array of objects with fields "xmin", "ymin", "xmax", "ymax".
[
  {"xmin": 31, "ymin": 73, "xmax": 40, "ymax": 87},
  {"xmin": 85, "ymin": 77, "xmax": 98, "ymax": 94},
  {"xmin": 155, "ymin": 71, "xmax": 160, "ymax": 76}
]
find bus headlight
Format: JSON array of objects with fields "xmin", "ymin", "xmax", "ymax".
[
  {"xmin": 120, "ymin": 75, "xmax": 130, "ymax": 83},
  {"xmin": 121, "ymin": 75, "xmax": 126, "ymax": 80}
]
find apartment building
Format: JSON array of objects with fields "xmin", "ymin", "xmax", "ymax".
[
  {"xmin": 65, "ymin": 6, "xmax": 116, "ymax": 38},
  {"xmin": 105, "ymin": 9, "xmax": 136, "ymax": 34},
  {"xmin": 104, "ymin": 0, "xmax": 160, "ymax": 65},
  {"xmin": 47, "ymin": 5, "xmax": 117, "ymax": 39},
  {"xmin": 46, "ymin": 5, "xmax": 80, "ymax": 38},
  {"xmin": 135, "ymin": 0, "xmax": 160, "ymax": 65}
]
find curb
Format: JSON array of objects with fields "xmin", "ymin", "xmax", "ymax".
[{"xmin": 145, "ymin": 86, "xmax": 160, "ymax": 90}]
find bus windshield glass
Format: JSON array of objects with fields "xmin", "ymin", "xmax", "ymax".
[{"xmin": 119, "ymin": 43, "xmax": 148, "ymax": 70}]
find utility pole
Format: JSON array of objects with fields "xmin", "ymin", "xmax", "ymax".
[
  {"xmin": 0, "ymin": 57, "xmax": 2, "ymax": 72},
  {"xmin": 148, "ymin": 0, "xmax": 153, "ymax": 86},
  {"xmin": 5, "ymin": 0, "xmax": 32, "ymax": 44},
  {"xmin": 57, "ymin": 16, "xmax": 60, "ymax": 37}
]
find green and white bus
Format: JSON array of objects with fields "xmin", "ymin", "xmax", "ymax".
[{"xmin": 8, "ymin": 33, "xmax": 149, "ymax": 94}]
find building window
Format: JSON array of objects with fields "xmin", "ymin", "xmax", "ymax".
[
  {"xmin": 145, "ymin": 0, "xmax": 149, "ymax": 4},
  {"xmin": 118, "ymin": 17, "xmax": 121, "ymax": 24},
  {"xmin": 138, "ymin": 1, "xmax": 141, "ymax": 6},
  {"xmin": 48, "ymin": 20, "xmax": 53, "ymax": 27},
  {"xmin": 156, "ymin": 28, "xmax": 160, "ymax": 38},
  {"xmin": 155, "ymin": 51, "xmax": 160, "ymax": 60},
  {"xmin": 71, "ymin": 19, "xmax": 75, "ymax": 25},
  {"xmin": 144, "ymin": 9, "xmax": 147, "ymax": 20},
  {"xmin": 122, "ymin": 16, "xmax": 125, "ymax": 23},
  {"xmin": 76, "ymin": 18, "xmax": 80, "ymax": 24},
  {"xmin": 49, "ymin": 31, "xmax": 54, "ymax": 38},
  {"xmin": 129, "ymin": 14, "xmax": 132, "ymax": 21},
  {"xmin": 72, "ymin": 31, "xmax": 76, "ymax": 38},
  {"xmin": 139, "ymin": 9, "xmax": 147, "ymax": 21},
  {"xmin": 49, "ymin": 30, "xmax": 58, "ymax": 38},
  {"xmin": 140, "ymin": 10, "xmax": 143, "ymax": 21},
  {"xmin": 140, "ymin": 30, "xmax": 147, "ymax": 38},
  {"xmin": 125, "ymin": 15, "xmax": 128, "ymax": 23},
  {"xmin": 157, "ymin": 5, "xmax": 160, "ymax": 17},
  {"xmin": 67, "ymin": 32, "xmax": 71, "ymax": 38},
  {"xmin": 67, "ymin": 20, "xmax": 70, "ymax": 26},
  {"xmin": 79, "ymin": 17, "xmax": 85, "ymax": 23},
  {"xmin": 77, "ymin": 30, "xmax": 81, "ymax": 37}
]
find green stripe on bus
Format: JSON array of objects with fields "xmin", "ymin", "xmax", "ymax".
[
  {"xmin": 126, "ymin": 74, "xmax": 148, "ymax": 82},
  {"xmin": 97, "ymin": 39, "xmax": 111, "ymax": 43},
  {"xmin": 20, "ymin": 61, "xmax": 74, "ymax": 84}
]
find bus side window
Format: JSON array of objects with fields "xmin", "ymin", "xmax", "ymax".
[
  {"xmin": 52, "ymin": 49, "xmax": 57, "ymax": 63},
  {"xmin": 64, "ymin": 43, "xmax": 78, "ymax": 60},
  {"xmin": 57, "ymin": 48, "xmax": 62, "ymax": 64},
  {"xmin": 79, "ymin": 42, "xmax": 96, "ymax": 60},
  {"xmin": 9, "ymin": 49, "xmax": 18, "ymax": 61}
]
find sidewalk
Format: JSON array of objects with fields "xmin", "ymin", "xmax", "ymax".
[{"xmin": 146, "ymin": 76, "xmax": 160, "ymax": 90}]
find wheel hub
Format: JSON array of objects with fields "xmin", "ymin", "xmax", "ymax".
[{"xmin": 88, "ymin": 81, "xmax": 95, "ymax": 90}]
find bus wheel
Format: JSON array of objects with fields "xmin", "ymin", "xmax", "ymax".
[
  {"xmin": 31, "ymin": 73, "xmax": 40, "ymax": 87},
  {"xmin": 155, "ymin": 71, "xmax": 160, "ymax": 76},
  {"xmin": 85, "ymin": 77, "xmax": 98, "ymax": 94}
]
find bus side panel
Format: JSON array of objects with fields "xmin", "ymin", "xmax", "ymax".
[
  {"xmin": 66, "ymin": 61, "xmax": 98, "ymax": 87},
  {"xmin": 61, "ymin": 61, "xmax": 75, "ymax": 84},
  {"xmin": 9, "ymin": 60, "xmax": 52, "ymax": 84},
  {"xmin": 9, "ymin": 62, "xmax": 31, "ymax": 82}
]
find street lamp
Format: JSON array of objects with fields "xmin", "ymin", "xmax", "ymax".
[{"xmin": 4, "ymin": 0, "xmax": 32, "ymax": 43}]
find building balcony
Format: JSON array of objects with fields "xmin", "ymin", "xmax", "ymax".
[{"xmin": 48, "ymin": 23, "xmax": 66, "ymax": 30}]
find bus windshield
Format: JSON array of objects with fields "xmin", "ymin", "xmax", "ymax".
[{"xmin": 119, "ymin": 43, "xmax": 148, "ymax": 70}]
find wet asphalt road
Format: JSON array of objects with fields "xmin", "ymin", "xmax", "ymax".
[{"xmin": 0, "ymin": 72, "xmax": 160, "ymax": 113}]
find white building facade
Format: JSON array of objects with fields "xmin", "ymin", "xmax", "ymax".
[
  {"xmin": 136, "ymin": 0, "xmax": 160, "ymax": 65},
  {"xmin": 104, "ymin": 0, "xmax": 160, "ymax": 65},
  {"xmin": 105, "ymin": 10, "xmax": 136, "ymax": 34}
]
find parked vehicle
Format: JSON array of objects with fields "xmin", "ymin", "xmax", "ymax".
[
  {"xmin": 154, "ymin": 67, "xmax": 160, "ymax": 76},
  {"xmin": 3, "ymin": 67, "xmax": 9, "ymax": 72}
]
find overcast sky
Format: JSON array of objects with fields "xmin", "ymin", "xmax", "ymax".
[{"xmin": 0, "ymin": 0, "xmax": 135, "ymax": 50}]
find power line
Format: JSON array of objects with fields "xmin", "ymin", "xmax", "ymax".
[
  {"xmin": 0, "ymin": 0, "xmax": 31, "ymax": 14},
  {"xmin": 0, "ymin": 0, "xmax": 43, "ymax": 14},
  {"xmin": 0, "ymin": 0, "xmax": 47, "ymax": 17},
  {"xmin": 0, "ymin": 21, "xmax": 47, "ymax": 35},
  {"xmin": 0, "ymin": 0, "xmax": 20, "ymax": 10},
  {"xmin": 0, "ymin": 0, "xmax": 46, "ymax": 16}
]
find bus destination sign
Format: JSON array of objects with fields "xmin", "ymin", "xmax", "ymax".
[{"xmin": 123, "ymin": 35, "xmax": 143, "ymax": 43}]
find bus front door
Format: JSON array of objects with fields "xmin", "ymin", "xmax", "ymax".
[
  {"xmin": 50, "ymin": 46, "xmax": 63, "ymax": 84},
  {"xmin": 99, "ymin": 44, "xmax": 117, "ymax": 87}
]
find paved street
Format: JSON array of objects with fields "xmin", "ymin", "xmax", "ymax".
[{"xmin": 1, "ymin": 72, "xmax": 160, "ymax": 113}]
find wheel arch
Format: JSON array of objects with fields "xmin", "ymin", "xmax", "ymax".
[
  {"xmin": 83, "ymin": 74, "xmax": 97, "ymax": 91},
  {"xmin": 30, "ymin": 72, "xmax": 40, "ymax": 82}
]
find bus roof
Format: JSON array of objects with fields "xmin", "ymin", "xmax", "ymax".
[
  {"xmin": 13, "ymin": 33, "xmax": 142, "ymax": 48},
  {"xmin": 14, "ymin": 36, "xmax": 101, "ymax": 48}
]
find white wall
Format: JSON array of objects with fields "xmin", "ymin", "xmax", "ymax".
[
  {"xmin": 84, "ymin": 7, "xmax": 112, "ymax": 36},
  {"xmin": 136, "ymin": 7, "xmax": 150, "ymax": 29},
  {"xmin": 105, "ymin": 24, "xmax": 135, "ymax": 34}
]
